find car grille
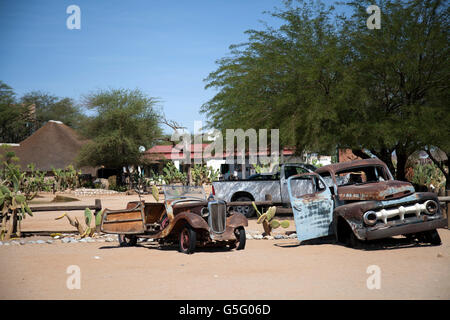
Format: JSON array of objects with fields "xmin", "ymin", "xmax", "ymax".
[{"xmin": 208, "ymin": 201, "xmax": 227, "ymax": 233}]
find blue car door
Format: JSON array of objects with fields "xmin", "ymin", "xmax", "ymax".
[{"xmin": 287, "ymin": 173, "xmax": 334, "ymax": 242}]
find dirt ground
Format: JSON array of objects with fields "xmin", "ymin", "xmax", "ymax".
[{"xmin": 0, "ymin": 193, "xmax": 449, "ymax": 300}]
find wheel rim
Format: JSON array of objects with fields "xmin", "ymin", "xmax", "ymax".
[
  {"xmin": 236, "ymin": 205, "xmax": 249, "ymax": 215},
  {"xmin": 181, "ymin": 228, "xmax": 189, "ymax": 250}
]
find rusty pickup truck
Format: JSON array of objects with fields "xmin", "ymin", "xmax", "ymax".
[{"xmin": 287, "ymin": 158, "xmax": 447, "ymax": 247}]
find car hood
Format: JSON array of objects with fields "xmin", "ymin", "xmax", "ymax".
[{"xmin": 338, "ymin": 180, "xmax": 415, "ymax": 201}]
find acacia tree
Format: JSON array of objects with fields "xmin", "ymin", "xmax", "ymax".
[
  {"xmin": 76, "ymin": 88, "xmax": 162, "ymax": 172},
  {"xmin": 0, "ymin": 81, "xmax": 32, "ymax": 143},
  {"xmin": 20, "ymin": 91, "xmax": 86, "ymax": 131},
  {"xmin": 338, "ymin": 0, "xmax": 449, "ymax": 181},
  {"xmin": 202, "ymin": 0, "xmax": 449, "ymax": 181}
]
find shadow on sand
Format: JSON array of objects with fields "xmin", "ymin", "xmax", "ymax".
[{"xmin": 273, "ymin": 235, "xmax": 440, "ymax": 251}]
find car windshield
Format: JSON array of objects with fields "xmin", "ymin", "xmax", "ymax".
[
  {"xmin": 335, "ymin": 165, "xmax": 390, "ymax": 186},
  {"xmin": 162, "ymin": 185, "xmax": 206, "ymax": 200}
]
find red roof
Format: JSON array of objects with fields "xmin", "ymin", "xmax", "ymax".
[{"xmin": 143, "ymin": 144, "xmax": 294, "ymax": 161}]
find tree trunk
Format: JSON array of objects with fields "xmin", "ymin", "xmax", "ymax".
[{"xmin": 395, "ymin": 148, "xmax": 410, "ymax": 181}]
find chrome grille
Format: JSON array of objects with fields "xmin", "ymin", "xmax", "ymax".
[{"xmin": 208, "ymin": 201, "xmax": 227, "ymax": 233}]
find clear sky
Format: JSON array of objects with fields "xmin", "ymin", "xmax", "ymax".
[{"xmin": 0, "ymin": 0, "xmax": 342, "ymax": 134}]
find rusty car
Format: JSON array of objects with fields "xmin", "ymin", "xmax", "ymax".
[
  {"xmin": 287, "ymin": 158, "xmax": 447, "ymax": 248},
  {"xmin": 100, "ymin": 185, "xmax": 248, "ymax": 254}
]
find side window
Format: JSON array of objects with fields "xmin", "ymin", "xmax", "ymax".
[
  {"xmin": 319, "ymin": 172, "xmax": 333, "ymax": 187},
  {"xmin": 289, "ymin": 176, "xmax": 315, "ymax": 198},
  {"xmin": 314, "ymin": 176, "xmax": 326, "ymax": 191},
  {"xmin": 284, "ymin": 166, "xmax": 309, "ymax": 179}
]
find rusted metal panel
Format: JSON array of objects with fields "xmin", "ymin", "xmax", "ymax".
[
  {"xmin": 101, "ymin": 204, "xmax": 145, "ymax": 234},
  {"xmin": 338, "ymin": 180, "xmax": 414, "ymax": 201}
]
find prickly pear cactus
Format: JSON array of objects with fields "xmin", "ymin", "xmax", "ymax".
[{"xmin": 252, "ymin": 202, "xmax": 290, "ymax": 236}]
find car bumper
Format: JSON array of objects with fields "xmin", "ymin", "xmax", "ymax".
[{"xmin": 363, "ymin": 217, "xmax": 447, "ymax": 241}]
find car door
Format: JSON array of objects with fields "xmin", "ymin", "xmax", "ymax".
[{"xmin": 287, "ymin": 173, "xmax": 334, "ymax": 242}]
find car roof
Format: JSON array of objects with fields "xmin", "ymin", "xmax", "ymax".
[{"xmin": 315, "ymin": 158, "xmax": 387, "ymax": 174}]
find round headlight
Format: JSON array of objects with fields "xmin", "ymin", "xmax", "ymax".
[
  {"xmin": 363, "ymin": 210, "xmax": 378, "ymax": 226},
  {"xmin": 424, "ymin": 200, "xmax": 438, "ymax": 215},
  {"xmin": 201, "ymin": 207, "xmax": 209, "ymax": 218}
]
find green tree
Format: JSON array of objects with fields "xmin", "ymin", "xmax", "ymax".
[
  {"xmin": 338, "ymin": 0, "xmax": 449, "ymax": 181},
  {"xmin": 0, "ymin": 81, "xmax": 32, "ymax": 143},
  {"xmin": 202, "ymin": 0, "xmax": 449, "ymax": 182},
  {"xmin": 20, "ymin": 91, "xmax": 86, "ymax": 130},
  {"xmin": 76, "ymin": 88, "xmax": 162, "ymax": 171}
]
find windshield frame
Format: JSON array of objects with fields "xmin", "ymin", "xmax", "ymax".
[
  {"xmin": 333, "ymin": 165, "xmax": 393, "ymax": 187},
  {"xmin": 162, "ymin": 185, "xmax": 206, "ymax": 201}
]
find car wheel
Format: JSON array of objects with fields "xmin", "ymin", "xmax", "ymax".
[
  {"xmin": 422, "ymin": 229, "xmax": 441, "ymax": 246},
  {"xmin": 234, "ymin": 227, "xmax": 246, "ymax": 250},
  {"xmin": 179, "ymin": 224, "xmax": 196, "ymax": 254},
  {"xmin": 347, "ymin": 231, "xmax": 364, "ymax": 249},
  {"xmin": 233, "ymin": 196, "xmax": 255, "ymax": 218},
  {"xmin": 118, "ymin": 234, "xmax": 137, "ymax": 247}
]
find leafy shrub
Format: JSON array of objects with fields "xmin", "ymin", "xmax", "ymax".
[
  {"xmin": 191, "ymin": 164, "xmax": 220, "ymax": 186},
  {"xmin": 162, "ymin": 162, "xmax": 187, "ymax": 185}
]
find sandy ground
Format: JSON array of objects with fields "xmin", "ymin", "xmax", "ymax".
[{"xmin": 0, "ymin": 192, "xmax": 449, "ymax": 300}]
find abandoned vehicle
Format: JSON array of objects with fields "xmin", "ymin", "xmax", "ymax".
[
  {"xmin": 287, "ymin": 158, "xmax": 447, "ymax": 247},
  {"xmin": 100, "ymin": 185, "xmax": 248, "ymax": 254},
  {"xmin": 212, "ymin": 163, "xmax": 316, "ymax": 217}
]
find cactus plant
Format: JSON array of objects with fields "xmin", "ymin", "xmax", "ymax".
[
  {"xmin": 252, "ymin": 202, "xmax": 290, "ymax": 236},
  {"xmin": 0, "ymin": 182, "xmax": 33, "ymax": 240},
  {"xmin": 55, "ymin": 208, "xmax": 104, "ymax": 238},
  {"xmin": 151, "ymin": 184, "xmax": 160, "ymax": 202}
]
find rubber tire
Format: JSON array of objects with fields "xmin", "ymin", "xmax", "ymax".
[
  {"xmin": 179, "ymin": 224, "xmax": 197, "ymax": 254},
  {"xmin": 233, "ymin": 196, "xmax": 256, "ymax": 218},
  {"xmin": 118, "ymin": 234, "xmax": 137, "ymax": 247},
  {"xmin": 347, "ymin": 231, "xmax": 363, "ymax": 249},
  {"xmin": 423, "ymin": 229, "xmax": 441, "ymax": 246},
  {"xmin": 234, "ymin": 227, "xmax": 246, "ymax": 250}
]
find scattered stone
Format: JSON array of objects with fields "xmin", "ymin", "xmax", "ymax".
[
  {"xmin": 3, "ymin": 242, "xmax": 10, "ymax": 246},
  {"xmin": 93, "ymin": 256, "xmax": 101, "ymax": 260},
  {"xmin": 11, "ymin": 240, "xmax": 20, "ymax": 245},
  {"xmin": 246, "ymin": 233, "xmax": 253, "ymax": 240},
  {"xmin": 264, "ymin": 235, "xmax": 274, "ymax": 240},
  {"xmin": 46, "ymin": 240, "xmax": 53, "ymax": 244},
  {"xmin": 79, "ymin": 239, "xmax": 87, "ymax": 243},
  {"xmin": 0, "ymin": 241, "xmax": 3, "ymax": 246},
  {"xmin": 274, "ymin": 234, "xmax": 285, "ymax": 240},
  {"xmin": 27, "ymin": 241, "xmax": 36, "ymax": 244},
  {"xmin": 105, "ymin": 237, "xmax": 114, "ymax": 242},
  {"xmin": 253, "ymin": 234, "xmax": 263, "ymax": 240},
  {"xmin": 20, "ymin": 240, "xmax": 27, "ymax": 245},
  {"xmin": 36, "ymin": 240, "xmax": 46, "ymax": 244},
  {"xmin": 61, "ymin": 238, "xmax": 70, "ymax": 243},
  {"xmin": 87, "ymin": 238, "xmax": 95, "ymax": 243},
  {"xmin": 96, "ymin": 239, "xmax": 105, "ymax": 242},
  {"xmin": 288, "ymin": 233, "xmax": 298, "ymax": 239}
]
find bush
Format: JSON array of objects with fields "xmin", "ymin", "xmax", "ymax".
[
  {"xmin": 108, "ymin": 175, "xmax": 117, "ymax": 190},
  {"xmin": 191, "ymin": 164, "xmax": 220, "ymax": 186}
]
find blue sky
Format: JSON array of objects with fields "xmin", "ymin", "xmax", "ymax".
[{"xmin": 0, "ymin": 0, "xmax": 343, "ymax": 134}]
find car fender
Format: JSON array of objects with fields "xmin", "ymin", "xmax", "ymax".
[
  {"xmin": 227, "ymin": 212, "xmax": 248, "ymax": 228},
  {"xmin": 161, "ymin": 211, "xmax": 210, "ymax": 237}
]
